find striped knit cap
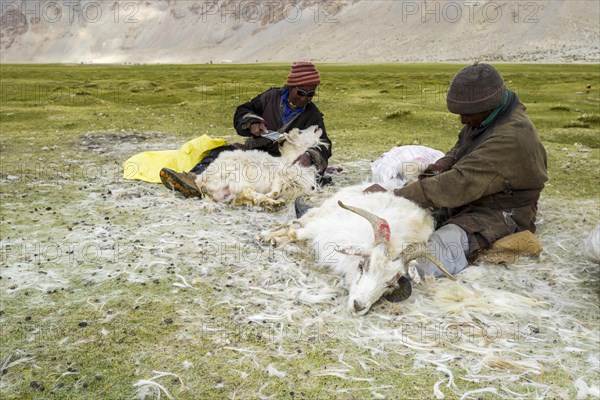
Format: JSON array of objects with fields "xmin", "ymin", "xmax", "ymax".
[
  {"xmin": 286, "ymin": 62, "xmax": 321, "ymax": 86},
  {"xmin": 446, "ymin": 62, "xmax": 506, "ymax": 115}
]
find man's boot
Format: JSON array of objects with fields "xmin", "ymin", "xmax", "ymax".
[{"xmin": 159, "ymin": 168, "xmax": 202, "ymax": 198}]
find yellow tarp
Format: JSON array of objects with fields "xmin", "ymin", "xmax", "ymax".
[{"xmin": 123, "ymin": 135, "xmax": 227, "ymax": 183}]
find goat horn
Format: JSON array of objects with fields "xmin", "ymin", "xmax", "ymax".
[
  {"xmin": 396, "ymin": 243, "xmax": 457, "ymax": 281},
  {"xmin": 338, "ymin": 201, "xmax": 390, "ymax": 246}
]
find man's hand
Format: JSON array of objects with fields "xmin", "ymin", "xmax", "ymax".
[
  {"xmin": 426, "ymin": 161, "xmax": 452, "ymax": 174},
  {"xmin": 293, "ymin": 152, "xmax": 312, "ymax": 167},
  {"xmin": 250, "ymin": 122, "xmax": 268, "ymax": 137},
  {"xmin": 418, "ymin": 163, "xmax": 452, "ymax": 180},
  {"xmin": 363, "ymin": 184, "xmax": 387, "ymax": 194},
  {"xmin": 393, "ymin": 182, "xmax": 432, "ymax": 208}
]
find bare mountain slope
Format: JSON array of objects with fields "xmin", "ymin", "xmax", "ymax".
[{"xmin": 1, "ymin": 0, "xmax": 598, "ymax": 63}]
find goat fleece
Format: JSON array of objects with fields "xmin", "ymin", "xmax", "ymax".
[{"xmin": 195, "ymin": 126, "xmax": 326, "ymax": 209}]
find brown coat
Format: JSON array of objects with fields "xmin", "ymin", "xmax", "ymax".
[{"xmin": 396, "ymin": 93, "xmax": 548, "ymax": 256}]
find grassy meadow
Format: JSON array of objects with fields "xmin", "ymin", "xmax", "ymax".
[
  {"xmin": 0, "ymin": 63, "xmax": 599, "ymax": 399},
  {"xmin": 1, "ymin": 63, "xmax": 599, "ymax": 197}
]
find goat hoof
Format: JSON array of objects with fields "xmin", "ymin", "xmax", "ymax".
[{"xmin": 289, "ymin": 229, "xmax": 297, "ymax": 241}]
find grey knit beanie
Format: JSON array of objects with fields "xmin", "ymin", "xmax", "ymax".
[{"xmin": 446, "ymin": 62, "xmax": 506, "ymax": 115}]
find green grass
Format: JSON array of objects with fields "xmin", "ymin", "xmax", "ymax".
[
  {"xmin": 578, "ymin": 113, "xmax": 600, "ymax": 123},
  {"xmin": 1, "ymin": 63, "xmax": 599, "ymax": 399},
  {"xmin": 1, "ymin": 63, "xmax": 597, "ymax": 198}
]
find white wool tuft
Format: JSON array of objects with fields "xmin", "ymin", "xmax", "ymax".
[
  {"xmin": 575, "ymin": 377, "xmax": 600, "ymax": 399},
  {"xmin": 266, "ymin": 363, "xmax": 286, "ymax": 378},
  {"xmin": 459, "ymin": 387, "xmax": 498, "ymax": 400},
  {"xmin": 133, "ymin": 370, "xmax": 186, "ymax": 400},
  {"xmin": 582, "ymin": 222, "xmax": 600, "ymax": 263}
]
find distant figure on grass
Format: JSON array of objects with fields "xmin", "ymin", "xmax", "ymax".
[
  {"xmin": 159, "ymin": 61, "xmax": 332, "ymax": 198},
  {"xmin": 365, "ymin": 62, "xmax": 548, "ymax": 278}
]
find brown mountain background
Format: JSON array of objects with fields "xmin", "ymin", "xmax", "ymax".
[{"xmin": 1, "ymin": 0, "xmax": 598, "ymax": 63}]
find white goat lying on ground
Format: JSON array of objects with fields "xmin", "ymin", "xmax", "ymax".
[
  {"xmin": 259, "ymin": 184, "xmax": 454, "ymax": 315},
  {"xmin": 195, "ymin": 125, "xmax": 326, "ymax": 209}
]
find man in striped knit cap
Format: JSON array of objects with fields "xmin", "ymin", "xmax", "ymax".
[{"xmin": 160, "ymin": 61, "xmax": 332, "ymax": 198}]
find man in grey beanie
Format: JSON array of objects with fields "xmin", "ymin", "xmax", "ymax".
[{"xmin": 366, "ymin": 62, "xmax": 548, "ymax": 280}]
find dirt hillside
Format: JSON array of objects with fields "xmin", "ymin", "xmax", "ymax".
[{"xmin": 1, "ymin": 0, "xmax": 598, "ymax": 63}]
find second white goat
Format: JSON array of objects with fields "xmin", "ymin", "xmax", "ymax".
[{"xmin": 195, "ymin": 125, "xmax": 326, "ymax": 209}]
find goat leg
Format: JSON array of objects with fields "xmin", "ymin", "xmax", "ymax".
[{"xmin": 257, "ymin": 220, "xmax": 303, "ymax": 247}]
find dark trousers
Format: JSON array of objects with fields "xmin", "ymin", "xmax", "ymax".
[{"xmin": 189, "ymin": 145, "xmax": 237, "ymax": 175}]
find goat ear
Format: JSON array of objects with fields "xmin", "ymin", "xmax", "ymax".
[
  {"xmin": 386, "ymin": 261, "xmax": 408, "ymax": 287},
  {"xmin": 334, "ymin": 245, "xmax": 369, "ymax": 257},
  {"xmin": 385, "ymin": 275, "xmax": 399, "ymax": 288},
  {"xmin": 283, "ymin": 134, "xmax": 295, "ymax": 146},
  {"xmin": 407, "ymin": 261, "xmax": 422, "ymax": 285}
]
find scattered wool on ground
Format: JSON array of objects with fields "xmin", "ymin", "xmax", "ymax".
[{"xmin": 1, "ymin": 133, "xmax": 598, "ymax": 399}]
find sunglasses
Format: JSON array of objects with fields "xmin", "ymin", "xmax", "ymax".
[{"xmin": 295, "ymin": 88, "xmax": 316, "ymax": 98}]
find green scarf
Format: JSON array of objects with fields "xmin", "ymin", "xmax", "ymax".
[{"xmin": 481, "ymin": 89, "xmax": 510, "ymax": 128}]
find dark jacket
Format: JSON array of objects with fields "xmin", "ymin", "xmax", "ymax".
[
  {"xmin": 396, "ymin": 92, "xmax": 548, "ymax": 256},
  {"xmin": 233, "ymin": 88, "xmax": 332, "ymax": 172}
]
